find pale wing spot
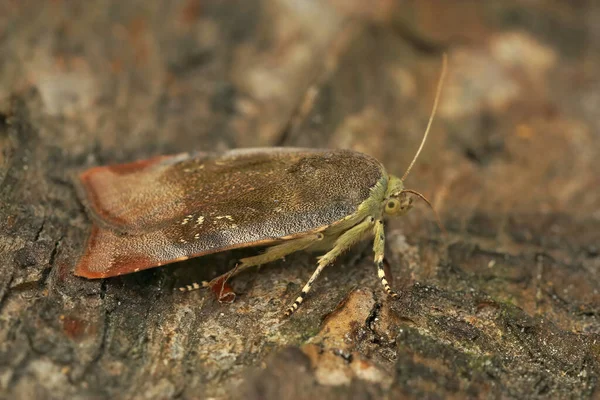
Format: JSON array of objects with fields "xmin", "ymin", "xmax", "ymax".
[
  {"xmin": 183, "ymin": 164, "xmax": 204, "ymax": 173},
  {"xmin": 194, "ymin": 233, "xmax": 201, "ymax": 239},
  {"xmin": 215, "ymin": 215, "xmax": 234, "ymax": 221},
  {"xmin": 195, "ymin": 216, "xmax": 205, "ymax": 226}
]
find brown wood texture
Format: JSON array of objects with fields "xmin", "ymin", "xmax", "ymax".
[{"xmin": 1, "ymin": 1, "xmax": 599, "ymax": 399}]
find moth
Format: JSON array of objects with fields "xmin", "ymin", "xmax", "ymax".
[{"xmin": 75, "ymin": 56, "xmax": 447, "ymax": 316}]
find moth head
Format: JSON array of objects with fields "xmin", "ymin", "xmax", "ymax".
[
  {"xmin": 384, "ymin": 192, "xmax": 413, "ymax": 217},
  {"xmin": 385, "ymin": 188, "xmax": 446, "ymax": 235}
]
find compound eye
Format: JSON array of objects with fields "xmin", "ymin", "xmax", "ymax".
[{"xmin": 386, "ymin": 199, "xmax": 400, "ymax": 213}]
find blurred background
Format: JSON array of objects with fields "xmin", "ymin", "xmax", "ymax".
[{"xmin": 1, "ymin": 1, "xmax": 599, "ymax": 399}]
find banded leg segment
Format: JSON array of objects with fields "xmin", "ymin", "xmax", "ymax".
[
  {"xmin": 179, "ymin": 232, "xmax": 324, "ymax": 292},
  {"xmin": 285, "ymin": 216, "xmax": 376, "ymax": 317},
  {"xmin": 373, "ymin": 219, "xmax": 397, "ymax": 297}
]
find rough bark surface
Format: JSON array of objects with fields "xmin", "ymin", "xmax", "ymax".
[{"xmin": 1, "ymin": 1, "xmax": 599, "ymax": 399}]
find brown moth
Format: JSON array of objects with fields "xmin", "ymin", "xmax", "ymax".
[{"xmin": 75, "ymin": 56, "xmax": 447, "ymax": 316}]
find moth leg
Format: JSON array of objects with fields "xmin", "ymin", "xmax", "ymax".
[
  {"xmin": 285, "ymin": 216, "xmax": 376, "ymax": 317},
  {"xmin": 373, "ymin": 219, "xmax": 398, "ymax": 297},
  {"xmin": 195, "ymin": 232, "xmax": 325, "ymax": 291},
  {"xmin": 178, "ymin": 282, "xmax": 202, "ymax": 292},
  {"xmin": 236, "ymin": 232, "xmax": 325, "ymax": 275}
]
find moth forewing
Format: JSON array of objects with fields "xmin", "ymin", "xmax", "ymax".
[{"xmin": 74, "ymin": 149, "xmax": 386, "ymax": 280}]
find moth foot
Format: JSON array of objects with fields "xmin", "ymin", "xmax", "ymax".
[
  {"xmin": 177, "ymin": 282, "xmax": 202, "ymax": 292},
  {"xmin": 284, "ymin": 297, "xmax": 302, "ymax": 318}
]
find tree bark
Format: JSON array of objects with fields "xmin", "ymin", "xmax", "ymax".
[{"xmin": 1, "ymin": 1, "xmax": 599, "ymax": 399}]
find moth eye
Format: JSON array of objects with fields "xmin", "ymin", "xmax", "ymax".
[{"xmin": 386, "ymin": 199, "xmax": 399, "ymax": 211}]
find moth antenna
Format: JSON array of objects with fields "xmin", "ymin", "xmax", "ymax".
[
  {"xmin": 401, "ymin": 53, "xmax": 448, "ymax": 182},
  {"xmin": 402, "ymin": 189, "xmax": 446, "ymax": 236}
]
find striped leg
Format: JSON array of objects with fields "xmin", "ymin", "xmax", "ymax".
[
  {"xmin": 178, "ymin": 282, "xmax": 202, "ymax": 292},
  {"xmin": 178, "ymin": 233, "xmax": 324, "ymax": 293},
  {"xmin": 285, "ymin": 216, "xmax": 376, "ymax": 317},
  {"xmin": 373, "ymin": 219, "xmax": 398, "ymax": 298}
]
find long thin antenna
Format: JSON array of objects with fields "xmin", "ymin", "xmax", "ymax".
[
  {"xmin": 402, "ymin": 189, "xmax": 446, "ymax": 235},
  {"xmin": 401, "ymin": 53, "xmax": 447, "ymax": 181}
]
